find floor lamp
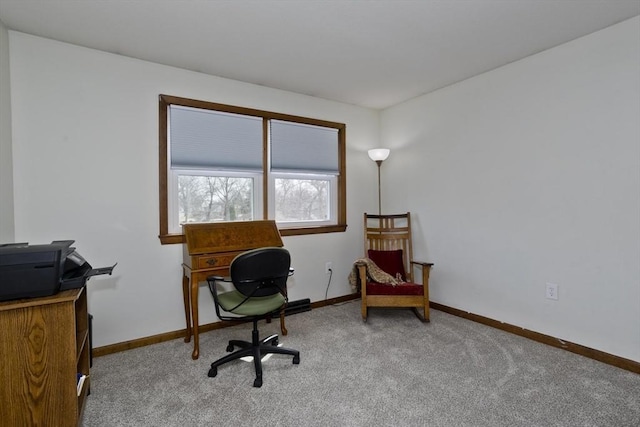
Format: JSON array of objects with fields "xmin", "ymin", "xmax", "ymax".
[{"xmin": 368, "ymin": 148, "xmax": 390, "ymax": 215}]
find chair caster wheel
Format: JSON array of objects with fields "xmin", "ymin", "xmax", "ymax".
[
  {"xmin": 226, "ymin": 344, "xmax": 234, "ymax": 352},
  {"xmin": 253, "ymin": 378, "xmax": 263, "ymax": 388},
  {"xmin": 208, "ymin": 367, "xmax": 217, "ymax": 378},
  {"xmin": 293, "ymin": 355, "xmax": 300, "ymax": 364}
]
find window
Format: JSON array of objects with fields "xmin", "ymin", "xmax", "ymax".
[{"xmin": 159, "ymin": 95, "xmax": 346, "ymax": 244}]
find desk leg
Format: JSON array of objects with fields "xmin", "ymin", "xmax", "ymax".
[
  {"xmin": 190, "ymin": 273, "xmax": 200, "ymax": 360},
  {"xmin": 182, "ymin": 270, "xmax": 191, "ymax": 343}
]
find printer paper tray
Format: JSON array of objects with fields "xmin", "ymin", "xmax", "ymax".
[
  {"xmin": 86, "ymin": 263, "xmax": 117, "ymax": 278},
  {"xmin": 60, "ymin": 263, "xmax": 117, "ymax": 291}
]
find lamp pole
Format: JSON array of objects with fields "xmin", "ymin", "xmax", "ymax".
[
  {"xmin": 376, "ymin": 160, "xmax": 383, "ymax": 216},
  {"xmin": 367, "ymin": 148, "xmax": 390, "ymax": 217}
]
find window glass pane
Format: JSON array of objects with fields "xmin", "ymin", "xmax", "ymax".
[
  {"xmin": 178, "ymin": 175, "xmax": 254, "ymax": 223},
  {"xmin": 271, "ymin": 120, "xmax": 339, "ymax": 173},
  {"xmin": 170, "ymin": 106, "xmax": 263, "ymax": 171},
  {"xmin": 274, "ymin": 177, "xmax": 330, "ymax": 222}
]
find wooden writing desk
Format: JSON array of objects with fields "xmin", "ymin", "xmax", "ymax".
[{"xmin": 182, "ymin": 220, "xmax": 285, "ymax": 359}]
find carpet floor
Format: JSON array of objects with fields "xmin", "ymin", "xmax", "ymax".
[{"xmin": 82, "ymin": 301, "xmax": 640, "ymax": 426}]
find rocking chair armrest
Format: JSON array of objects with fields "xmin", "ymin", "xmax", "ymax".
[
  {"xmin": 410, "ymin": 261, "xmax": 434, "ymax": 269},
  {"xmin": 410, "ymin": 261, "xmax": 433, "ymax": 293},
  {"xmin": 356, "ymin": 262, "xmax": 368, "ymax": 278},
  {"xmin": 356, "ymin": 262, "xmax": 368, "ymax": 295}
]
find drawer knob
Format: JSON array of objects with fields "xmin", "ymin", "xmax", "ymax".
[{"xmin": 206, "ymin": 258, "xmax": 217, "ymax": 266}]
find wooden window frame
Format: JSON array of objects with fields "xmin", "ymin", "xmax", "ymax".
[{"xmin": 158, "ymin": 94, "xmax": 347, "ymax": 244}]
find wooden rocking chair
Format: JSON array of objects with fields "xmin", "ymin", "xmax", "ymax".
[{"xmin": 357, "ymin": 213, "xmax": 434, "ymax": 322}]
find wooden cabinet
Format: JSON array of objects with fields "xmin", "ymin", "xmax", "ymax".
[{"xmin": 0, "ymin": 288, "xmax": 90, "ymax": 427}]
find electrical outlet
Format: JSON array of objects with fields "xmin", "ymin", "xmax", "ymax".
[
  {"xmin": 325, "ymin": 262, "xmax": 332, "ymax": 275},
  {"xmin": 545, "ymin": 283, "xmax": 559, "ymax": 300}
]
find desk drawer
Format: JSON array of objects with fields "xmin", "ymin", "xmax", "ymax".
[{"xmin": 195, "ymin": 252, "xmax": 241, "ymax": 269}]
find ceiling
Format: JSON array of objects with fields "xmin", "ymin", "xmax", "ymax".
[{"xmin": 1, "ymin": 0, "xmax": 638, "ymax": 110}]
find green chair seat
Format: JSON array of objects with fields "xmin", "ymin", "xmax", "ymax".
[{"xmin": 218, "ymin": 290, "xmax": 285, "ymax": 316}]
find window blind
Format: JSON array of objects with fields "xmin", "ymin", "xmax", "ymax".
[
  {"xmin": 270, "ymin": 120, "xmax": 339, "ymax": 174},
  {"xmin": 169, "ymin": 106, "xmax": 263, "ymax": 170}
]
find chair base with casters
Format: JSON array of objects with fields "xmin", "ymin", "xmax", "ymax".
[
  {"xmin": 207, "ymin": 316, "xmax": 300, "ymax": 388},
  {"xmin": 207, "ymin": 247, "xmax": 300, "ymax": 388}
]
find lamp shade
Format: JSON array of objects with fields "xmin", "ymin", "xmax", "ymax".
[{"xmin": 368, "ymin": 148, "xmax": 390, "ymax": 162}]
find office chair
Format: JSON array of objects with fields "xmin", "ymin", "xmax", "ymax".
[{"xmin": 206, "ymin": 247, "xmax": 300, "ymax": 387}]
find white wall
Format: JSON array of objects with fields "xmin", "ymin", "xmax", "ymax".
[
  {"xmin": 8, "ymin": 32, "xmax": 380, "ymax": 348},
  {"xmin": 0, "ymin": 20, "xmax": 14, "ymax": 242},
  {"xmin": 7, "ymin": 18, "xmax": 639, "ymax": 363},
  {"xmin": 381, "ymin": 17, "xmax": 640, "ymax": 362}
]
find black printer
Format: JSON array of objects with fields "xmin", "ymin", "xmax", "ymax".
[{"xmin": 0, "ymin": 240, "xmax": 116, "ymax": 302}]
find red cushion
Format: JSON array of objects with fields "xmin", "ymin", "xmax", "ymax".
[
  {"xmin": 368, "ymin": 249, "xmax": 406, "ymax": 281},
  {"xmin": 366, "ymin": 281, "xmax": 423, "ymax": 296}
]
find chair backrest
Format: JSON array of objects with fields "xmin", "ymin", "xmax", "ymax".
[
  {"xmin": 364, "ymin": 213, "xmax": 414, "ymax": 282},
  {"xmin": 230, "ymin": 247, "xmax": 291, "ymax": 298}
]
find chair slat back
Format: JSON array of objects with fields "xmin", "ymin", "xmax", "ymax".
[{"xmin": 364, "ymin": 213, "xmax": 414, "ymax": 282}]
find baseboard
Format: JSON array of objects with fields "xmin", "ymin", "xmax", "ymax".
[
  {"xmin": 311, "ymin": 293, "xmax": 359, "ymax": 308},
  {"xmin": 430, "ymin": 301, "xmax": 640, "ymax": 374},
  {"xmin": 92, "ymin": 321, "xmax": 232, "ymax": 358},
  {"xmin": 93, "ymin": 293, "xmax": 639, "ymax": 374},
  {"xmin": 93, "ymin": 295, "xmax": 360, "ymax": 358}
]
